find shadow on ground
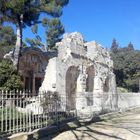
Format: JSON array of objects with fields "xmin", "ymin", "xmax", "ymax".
[
  {"xmin": 4, "ymin": 108, "xmax": 140, "ymax": 140},
  {"xmin": 46, "ymin": 108, "xmax": 140, "ymax": 140}
]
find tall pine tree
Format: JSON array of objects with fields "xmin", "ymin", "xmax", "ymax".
[
  {"xmin": 0, "ymin": 25, "xmax": 16, "ymax": 61},
  {"xmin": 127, "ymin": 42, "xmax": 134, "ymax": 51},
  {"xmin": 0, "ymin": 0, "xmax": 69, "ymax": 70},
  {"xmin": 26, "ymin": 18, "xmax": 65, "ymax": 50},
  {"xmin": 111, "ymin": 38, "xmax": 118, "ymax": 53}
]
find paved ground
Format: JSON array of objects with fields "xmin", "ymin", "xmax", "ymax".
[{"xmin": 45, "ymin": 108, "xmax": 140, "ymax": 140}]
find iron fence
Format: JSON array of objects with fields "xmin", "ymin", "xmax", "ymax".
[
  {"xmin": 1, "ymin": 90, "xmax": 136, "ymax": 138},
  {"xmin": 0, "ymin": 90, "xmax": 76, "ymax": 137}
]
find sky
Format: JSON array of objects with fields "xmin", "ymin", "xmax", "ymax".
[
  {"xmin": 61, "ymin": 0, "xmax": 140, "ymax": 50},
  {"xmin": 23, "ymin": 0, "xmax": 140, "ymax": 50}
]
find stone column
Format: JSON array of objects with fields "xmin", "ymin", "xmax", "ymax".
[
  {"xmin": 76, "ymin": 65, "xmax": 87, "ymax": 93},
  {"xmin": 93, "ymin": 76, "xmax": 103, "ymax": 112},
  {"xmin": 76, "ymin": 65, "xmax": 87, "ymax": 110},
  {"xmin": 94, "ymin": 76, "xmax": 103, "ymax": 93},
  {"xmin": 76, "ymin": 66, "xmax": 93, "ymax": 119},
  {"xmin": 109, "ymin": 73, "xmax": 118, "ymax": 110}
]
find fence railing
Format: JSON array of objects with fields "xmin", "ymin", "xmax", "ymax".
[
  {"xmin": 0, "ymin": 90, "xmax": 76, "ymax": 137},
  {"xmin": 1, "ymin": 90, "xmax": 137, "ymax": 138}
]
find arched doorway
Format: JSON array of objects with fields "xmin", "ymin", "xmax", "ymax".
[
  {"xmin": 66, "ymin": 66, "xmax": 79, "ymax": 110},
  {"xmin": 86, "ymin": 66, "xmax": 95, "ymax": 92}
]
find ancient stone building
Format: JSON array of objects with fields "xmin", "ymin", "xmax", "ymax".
[
  {"xmin": 39, "ymin": 32, "xmax": 117, "ymax": 117},
  {"xmin": 15, "ymin": 32, "xmax": 117, "ymax": 118},
  {"xmin": 18, "ymin": 47, "xmax": 56, "ymax": 93}
]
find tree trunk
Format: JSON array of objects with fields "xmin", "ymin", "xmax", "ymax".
[{"xmin": 13, "ymin": 15, "xmax": 23, "ymax": 71}]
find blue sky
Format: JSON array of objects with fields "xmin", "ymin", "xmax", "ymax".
[
  {"xmin": 23, "ymin": 0, "xmax": 140, "ymax": 50},
  {"xmin": 60, "ymin": 0, "xmax": 140, "ymax": 50}
]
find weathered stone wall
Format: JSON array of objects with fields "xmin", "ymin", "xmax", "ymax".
[
  {"xmin": 40, "ymin": 32, "xmax": 117, "ymax": 119},
  {"xmin": 40, "ymin": 57, "xmax": 57, "ymax": 92},
  {"xmin": 118, "ymin": 93, "xmax": 140, "ymax": 111},
  {"xmin": 19, "ymin": 48, "xmax": 49, "ymax": 92}
]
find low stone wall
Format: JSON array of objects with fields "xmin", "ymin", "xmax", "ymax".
[{"xmin": 118, "ymin": 93, "xmax": 140, "ymax": 111}]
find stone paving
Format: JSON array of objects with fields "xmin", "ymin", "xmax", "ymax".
[{"xmin": 48, "ymin": 108, "xmax": 140, "ymax": 140}]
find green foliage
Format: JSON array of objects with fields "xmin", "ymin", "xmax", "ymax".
[
  {"xmin": 0, "ymin": 25, "xmax": 16, "ymax": 61},
  {"xmin": 0, "ymin": 0, "xmax": 37, "ymax": 25},
  {"xmin": 0, "ymin": 59, "xmax": 23, "ymax": 90},
  {"xmin": 111, "ymin": 41, "xmax": 140, "ymax": 92},
  {"xmin": 0, "ymin": 0, "xmax": 69, "ymax": 33},
  {"xmin": 117, "ymin": 87, "xmax": 128, "ymax": 93},
  {"xmin": 0, "ymin": 107, "xmax": 24, "ymax": 120},
  {"xmin": 111, "ymin": 38, "xmax": 118, "ymax": 53},
  {"xmin": 25, "ymin": 36, "xmax": 43, "ymax": 48},
  {"xmin": 0, "ymin": 0, "xmax": 69, "ymax": 68},
  {"xmin": 127, "ymin": 42, "xmax": 134, "ymax": 51},
  {"xmin": 45, "ymin": 18, "xmax": 65, "ymax": 50},
  {"xmin": 26, "ymin": 18, "xmax": 65, "ymax": 50},
  {"xmin": 3, "ymin": 74, "xmax": 23, "ymax": 90}
]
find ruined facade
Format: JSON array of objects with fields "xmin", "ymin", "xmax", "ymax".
[
  {"xmin": 19, "ymin": 48, "xmax": 47, "ymax": 93},
  {"xmin": 19, "ymin": 48, "xmax": 55, "ymax": 93},
  {"xmin": 39, "ymin": 32, "xmax": 117, "ymax": 117},
  {"xmin": 18, "ymin": 32, "xmax": 117, "ymax": 118}
]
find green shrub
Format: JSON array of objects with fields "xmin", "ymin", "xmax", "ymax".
[
  {"xmin": 117, "ymin": 87, "xmax": 128, "ymax": 93},
  {"xmin": 0, "ymin": 59, "xmax": 23, "ymax": 90}
]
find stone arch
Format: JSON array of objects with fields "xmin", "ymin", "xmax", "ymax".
[
  {"xmin": 86, "ymin": 65, "xmax": 95, "ymax": 92},
  {"xmin": 66, "ymin": 66, "xmax": 79, "ymax": 110},
  {"xmin": 103, "ymin": 76, "xmax": 110, "ymax": 92}
]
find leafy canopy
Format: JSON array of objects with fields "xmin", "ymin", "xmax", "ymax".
[
  {"xmin": 111, "ymin": 40, "xmax": 140, "ymax": 92},
  {"xmin": 0, "ymin": 0, "xmax": 69, "ymax": 68},
  {"xmin": 0, "ymin": 59, "xmax": 23, "ymax": 90},
  {"xmin": 0, "ymin": 25, "xmax": 16, "ymax": 61},
  {"xmin": 45, "ymin": 18, "xmax": 65, "ymax": 49},
  {"xmin": 26, "ymin": 18, "xmax": 64, "ymax": 50},
  {"xmin": 0, "ymin": 0, "xmax": 69, "ymax": 26}
]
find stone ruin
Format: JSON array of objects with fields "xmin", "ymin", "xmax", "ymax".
[
  {"xmin": 39, "ymin": 32, "xmax": 117, "ymax": 118},
  {"xmin": 9, "ymin": 32, "xmax": 117, "ymax": 119}
]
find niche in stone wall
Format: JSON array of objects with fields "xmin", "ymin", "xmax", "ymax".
[
  {"xmin": 103, "ymin": 76, "xmax": 109, "ymax": 92},
  {"xmin": 66, "ymin": 66, "xmax": 79, "ymax": 110},
  {"xmin": 86, "ymin": 66, "xmax": 95, "ymax": 92}
]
